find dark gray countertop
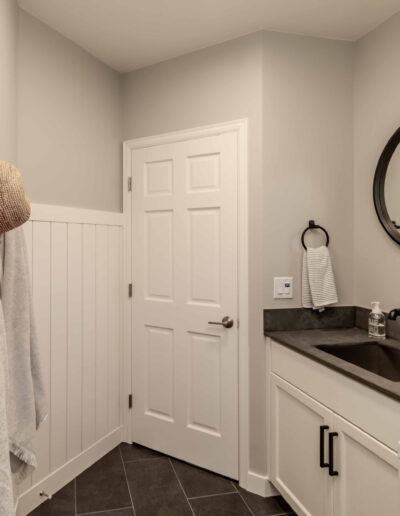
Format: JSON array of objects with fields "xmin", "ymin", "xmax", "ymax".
[{"xmin": 266, "ymin": 327, "xmax": 400, "ymax": 402}]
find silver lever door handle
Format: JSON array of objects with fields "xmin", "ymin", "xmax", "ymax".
[{"xmin": 208, "ymin": 316, "xmax": 234, "ymax": 329}]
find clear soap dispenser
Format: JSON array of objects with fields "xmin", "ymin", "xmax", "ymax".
[{"xmin": 368, "ymin": 301, "xmax": 386, "ymax": 340}]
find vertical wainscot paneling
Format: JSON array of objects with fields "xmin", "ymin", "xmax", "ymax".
[
  {"xmin": 17, "ymin": 205, "xmax": 124, "ymax": 516},
  {"xmin": 67, "ymin": 224, "xmax": 83, "ymax": 460},
  {"xmin": 82, "ymin": 225, "xmax": 96, "ymax": 449},
  {"xmin": 50, "ymin": 222, "xmax": 68, "ymax": 471},
  {"xmin": 108, "ymin": 226, "xmax": 121, "ymax": 432},
  {"xmin": 95, "ymin": 225, "xmax": 109, "ymax": 440}
]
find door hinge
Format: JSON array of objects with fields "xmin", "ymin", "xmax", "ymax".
[
  {"xmin": 128, "ymin": 177, "xmax": 132, "ymax": 191},
  {"xmin": 128, "ymin": 394, "xmax": 133, "ymax": 409},
  {"xmin": 128, "ymin": 283, "xmax": 133, "ymax": 298}
]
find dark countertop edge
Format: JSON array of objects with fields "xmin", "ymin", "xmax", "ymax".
[{"xmin": 266, "ymin": 329, "xmax": 400, "ymax": 404}]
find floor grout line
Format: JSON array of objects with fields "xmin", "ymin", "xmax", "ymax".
[
  {"xmin": 119, "ymin": 445, "xmax": 137, "ymax": 516},
  {"xmin": 122, "ymin": 456, "xmax": 167, "ymax": 464},
  {"xmin": 231, "ymin": 481, "xmax": 255, "ymax": 516},
  {"xmin": 188, "ymin": 491, "xmax": 238, "ymax": 500},
  {"xmin": 77, "ymin": 507, "xmax": 133, "ymax": 516},
  {"xmin": 169, "ymin": 458, "xmax": 196, "ymax": 516}
]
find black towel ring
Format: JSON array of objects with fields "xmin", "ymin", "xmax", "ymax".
[{"xmin": 301, "ymin": 220, "xmax": 330, "ymax": 250}]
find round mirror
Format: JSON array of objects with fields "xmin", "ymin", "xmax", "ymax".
[{"xmin": 373, "ymin": 127, "xmax": 400, "ymax": 245}]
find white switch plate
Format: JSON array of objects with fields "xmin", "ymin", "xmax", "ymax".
[{"xmin": 274, "ymin": 277, "xmax": 293, "ymax": 299}]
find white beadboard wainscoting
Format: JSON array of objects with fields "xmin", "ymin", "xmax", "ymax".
[{"xmin": 16, "ymin": 203, "xmax": 125, "ymax": 516}]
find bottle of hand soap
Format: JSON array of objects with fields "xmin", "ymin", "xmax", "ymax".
[{"xmin": 368, "ymin": 301, "xmax": 386, "ymax": 339}]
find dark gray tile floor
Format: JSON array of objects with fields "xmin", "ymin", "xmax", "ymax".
[{"xmin": 29, "ymin": 444, "xmax": 296, "ymax": 516}]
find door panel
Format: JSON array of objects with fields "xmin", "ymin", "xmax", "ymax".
[
  {"xmin": 333, "ymin": 414, "xmax": 400, "ymax": 516},
  {"xmin": 188, "ymin": 208, "xmax": 220, "ymax": 305},
  {"xmin": 145, "ymin": 210, "xmax": 173, "ymax": 300},
  {"xmin": 131, "ymin": 132, "xmax": 238, "ymax": 478},
  {"xmin": 145, "ymin": 325, "xmax": 174, "ymax": 422},
  {"xmin": 271, "ymin": 374, "xmax": 332, "ymax": 516},
  {"xmin": 187, "ymin": 331, "xmax": 222, "ymax": 436},
  {"xmin": 144, "ymin": 159, "xmax": 173, "ymax": 196}
]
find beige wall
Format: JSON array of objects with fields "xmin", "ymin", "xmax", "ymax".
[
  {"xmin": 17, "ymin": 11, "xmax": 123, "ymax": 212},
  {"xmin": 263, "ymin": 32, "xmax": 354, "ymax": 309},
  {"xmin": 14, "ymin": 10, "xmax": 360, "ymax": 477},
  {"xmin": 0, "ymin": 0, "xmax": 18, "ymax": 163},
  {"xmin": 122, "ymin": 32, "xmax": 266, "ymax": 474},
  {"xmin": 354, "ymin": 12, "xmax": 400, "ymax": 312}
]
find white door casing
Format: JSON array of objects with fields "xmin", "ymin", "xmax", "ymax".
[{"xmin": 125, "ymin": 121, "xmax": 248, "ymax": 480}]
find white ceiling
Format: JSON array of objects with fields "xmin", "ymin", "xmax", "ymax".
[{"xmin": 18, "ymin": 0, "xmax": 400, "ymax": 73}]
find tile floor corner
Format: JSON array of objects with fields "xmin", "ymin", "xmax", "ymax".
[{"xmin": 29, "ymin": 444, "xmax": 296, "ymax": 516}]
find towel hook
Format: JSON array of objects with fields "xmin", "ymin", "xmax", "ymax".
[
  {"xmin": 39, "ymin": 491, "xmax": 52, "ymax": 500},
  {"xmin": 301, "ymin": 220, "xmax": 330, "ymax": 250}
]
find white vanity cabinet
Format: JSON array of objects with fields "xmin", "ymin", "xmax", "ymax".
[
  {"xmin": 269, "ymin": 340, "xmax": 400, "ymax": 516},
  {"xmin": 271, "ymin": 375, "xmax": 332, "ymax": 516},
  {"xmin": 332, "ymin": 414, "xmax": 398, "ymax": 516}
]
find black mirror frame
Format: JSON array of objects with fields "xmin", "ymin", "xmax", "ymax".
[{"xmin": 373, "ymin": 127, "xmax": 400, "ymax": 245}]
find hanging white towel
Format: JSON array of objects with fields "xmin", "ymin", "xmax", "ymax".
[
  {"xmin": 3, "ymin": 227, "xmax": 47, "ymax": 482},
  {"xmin": 0, "ymin": 304, "xmax": 14, "ymax": 516},
  {"xmin": 302, "ymin": 246, "xmax": 338, "ymax": 310}
]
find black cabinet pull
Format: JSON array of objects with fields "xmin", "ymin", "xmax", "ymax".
[
  {"xmin": 328, "ymin": 432, "xmax": 339, "ymax": 476},
  {"xmin": 319, "ymin": 425, "xmax": 329, "ymax": 468}
]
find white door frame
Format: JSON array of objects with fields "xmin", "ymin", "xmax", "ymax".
[{"xmin": 122, "ymin": 119, "xmax": 249, "ymax": 487}]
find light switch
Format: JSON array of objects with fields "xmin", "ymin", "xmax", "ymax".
[{"xmin": 274, "ymin": 277, "xmax": 293, "ymax": 299}]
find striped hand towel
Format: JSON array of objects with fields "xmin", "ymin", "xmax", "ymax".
[{"xmin": 302, "ymin": 246, "xmax": 338, "ymax": 310}]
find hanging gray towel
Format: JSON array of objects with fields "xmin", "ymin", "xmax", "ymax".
[
  {"xmin": 3, "ymin": 227, "xmax": 47, "ymax": 482},
  {"xmin": 0, "ymin": 304, "xmax": 14, "ymax": 516},
  {"xmin": 302, "ymin": 246, "xmax": 338, "ymax": 310}
]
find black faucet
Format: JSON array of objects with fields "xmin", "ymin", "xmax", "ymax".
[{"xmin": 388, "ymin": 308, "xmax": 400, "ymax": 320}]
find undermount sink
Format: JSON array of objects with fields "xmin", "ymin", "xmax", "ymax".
[{"xmin": 316, "ymin": 342, "xmax": 400, "ymax": 382}]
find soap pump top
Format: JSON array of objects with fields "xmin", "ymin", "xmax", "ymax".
[
  {"xmin": 371, "ymin": 301, "xmax": 382, "ymax": 313},
  {"xmin": 368, "ymin": 301, "xmax": 386, "ymax": 339}
]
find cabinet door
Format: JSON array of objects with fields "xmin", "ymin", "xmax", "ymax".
[
  {"xmin": 332, "ymin": 414, "xmax": 400, "ymax": 516},
  {"xmin": 270, "ymin": 374, "xmax": 333, "ymax": 516}
]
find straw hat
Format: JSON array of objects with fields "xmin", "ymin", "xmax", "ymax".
[{"xmin": 0, "ymin": 161, "xmax": 31, "ymax": 234}]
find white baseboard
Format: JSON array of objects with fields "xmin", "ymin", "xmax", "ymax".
[
  {"xmin": 16, "ymin": 427, "xmax": 122, "ymax": 516},
  {"xmin": 243, "ymin": 471, "xmax": 279, "ymax": 498}
]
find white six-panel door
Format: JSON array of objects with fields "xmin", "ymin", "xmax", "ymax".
[{"xmin": 130, "ymin": 131, "xmax": 239, "ymax": 478}]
